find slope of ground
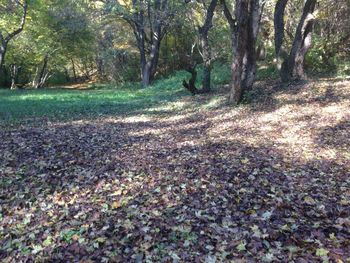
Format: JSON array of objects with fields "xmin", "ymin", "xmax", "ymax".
[{"xmin": 0, "ymin": 78, "xmax": 349, "ymax": 262}]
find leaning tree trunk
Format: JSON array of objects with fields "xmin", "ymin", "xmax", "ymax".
[
  {"xmin": 33, "ymin": 54, "xmax": 50, "ymax": 89},
  {"xmin": 229, "ymin": 0, "xmax": 249, "ymax": 104}
]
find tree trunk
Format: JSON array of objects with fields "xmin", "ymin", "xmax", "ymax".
[
  {"xmin": 37, "ymin": 54, "xmax": 49, "ymax": 88},
  {"xmin": 33, "ymin": 54, "xmax": 50, "ymax": 89},
  {"xmin": 288, "ymin": 0, "xmax": 316, "ymax": 80},
  {"xmin": 274, "ymin": 0, "xmax": 289, "ymax": 81},
  {"xmin": 229, "ymin": 0, "xmax": 249, "ymax": 104},
  {"xmin": 129, "ymin": 0, "xmax": 168, "ymax": 87},
  {"xmin": 71, "ymin": 58, "xmax": 77, "ymax": 82},
  {"xmin": 198, "ymin": 0, "xmax": 218, "ymax": 93},
  {"xmin": 183, "ymin": 64, "xmax": 199, "ymax": 95},
  {"xmin": 242, "ymin": 0, "xmax": 264, "ymax": 91},
  {"xmin": 149, "ymin": 31, "xmax": 162, "ymax": 83},
  {"xmin": 0, "ymin": 42, "xmax": 6, "ymax": 74},
  {"xmin": 274, "ymin": 0, "xmax": 317, "ymax": 82},
  {"xmin": 141, "ymin": 63, "xmax": 151, "ymax": 87},
  {"xmin": 10, "ymin": 64, "xmax": 18, "ymax": 90},
  {"xmin": 0, "ymin": 39, "xmax": 7, "ymax": 77},
  {"xmin": 199, "ymin": 31, "xmax": 212, "ymax": 93}
]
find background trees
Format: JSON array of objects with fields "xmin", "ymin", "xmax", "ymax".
[
  {"xmin": 0, "ymin": 0, "xmax": 28, "ymax": 75},
  {"xmin": 0, "ymin": 0, "xmax": 348, "ymax": 102}
]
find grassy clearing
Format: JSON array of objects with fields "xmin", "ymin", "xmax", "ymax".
[
  {"xmin": 0, "ymin": 71, "xmax": 192, "ymax": 124},
  {"xmin": 1, "ymin": 77, "xmax": 349, "ymax": 261}
]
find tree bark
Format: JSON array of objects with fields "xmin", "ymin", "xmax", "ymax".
[
  {"xmin": 33, "ymin": 54, "xmax": 50, "ymax": 89},
  {"xmin": 0, "ymin": 43, "xmax": 6, "ymax": 72},
  {"xmin": 229, "ymin": 0, "xmax": 249, "ymax": 104},
  {"xmin": 288, "ymin": 0, "xmax": 316, "ymax": 80},
  {"xmin": 274, "ymin": 0, "xmax": 317, "ymax": 82},
  {"xmin": 9, "ymin": 64, "xmax": 19, "ymax": 90},
  {"xmin": 242, "ymin": 0, "xmax": 265, "ymax": 91},
  {"xmin": 198, "ymin": 0, "xmax": 218, "ymax": 93},
  {"xmin": 222, "ymin": 0, "xmax": 262, "ymax": 104}
]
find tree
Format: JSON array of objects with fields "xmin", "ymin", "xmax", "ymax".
[
  {"xmin": 274, "ymin": 0, "xmax": 317, "ymax": 82},
  {"xmin": 222, "ymin": 0, "xmax": 265, "ymax": 104},
  {"xmin": 198, "ymin": 0, "xmax": 218, "ymax": 92},
  {"xmin": 182, "ymin": 0, "xmax": 218, "ymax": 94},
  {"xmin": 0, "ymin": 0, "xmax": 28, "ymax": 75},
  {"xmin": 107, "ymin": 0, "xmax": 176, "ymax": 87}
]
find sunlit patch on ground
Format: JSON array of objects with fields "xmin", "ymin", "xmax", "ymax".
[{"xmin": 0, "ymin": 79, "xmax": 349, "ymax": 261}]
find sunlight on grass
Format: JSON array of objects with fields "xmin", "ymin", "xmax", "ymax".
[{"xmin": 0, "ymin": 71, "xmax": 190, "ymax": 125}]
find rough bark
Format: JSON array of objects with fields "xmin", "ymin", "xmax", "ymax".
[
  {"xmin": 222, "ymin": 0, "xmax": 262, "ymax": 104},
  {"xmin": 288, "ymin": 0, "xmax": 316, "ymax": 80},
  {"xmin": 242, "ymin": 0, "xmax": 265, "ymax": 91},
  {"xmin": 229, "ymin": 0, "xmax": 249, "ymax": 104},
  {"xmin": 274, "ymin": 0, "xmax": 317, "ymax": 82},
  {"xmin": 198, "ymin": 0, "xmax": 218, "ymax": 93}
]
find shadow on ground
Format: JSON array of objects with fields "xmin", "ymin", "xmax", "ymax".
[{"xmin": 0, "ymin": 78, "xmax": 349, "ymax": 261}]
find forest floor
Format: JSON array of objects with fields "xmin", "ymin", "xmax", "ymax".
[{"xmin": 0, "ymin": 77, "xmax": 349, "ymax": 262}]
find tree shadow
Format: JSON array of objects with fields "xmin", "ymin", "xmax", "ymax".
[{"xmin": 1, "ymin": 103, "xmax": 349, "ymax": 261}]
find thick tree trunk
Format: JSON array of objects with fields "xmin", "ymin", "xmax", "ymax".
[
  {"xmin": 141, "ymin": 64, "xmax": 151, "ymax": 87},
  {"xmin": 198, "ymin": 0, "xmax": 218, "ymax": 93},
  {"xmin": 149, "ymin": 31, "xmax": 162, "ymax": 83},
  {"xmin": 274, "ymin": 0, "xmax": 316, "ymax": 82},
  {"xmin": 229, "ymin": 0, "xmax": 249, "ymax": 104},
  {"xmin": 274, "ymin": 0, "xmax": 289, "ymax": 81},
  {"xmin": 199, "ymin": 31, "xmax": 212, "ymax": 92},
  {"xmin": 288, "ymin": 0, "xmax": 316, "ymax": 80},
  {"xmin": 242, "ymin": 0, "xmax": 264, "ymax": 91}
]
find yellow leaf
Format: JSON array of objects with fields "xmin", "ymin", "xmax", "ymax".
[
  {"xmin": 111, "ymin": 189, "xmax": 122, "ymax": 196},
  {"xmin": 304, "ymin": 196, "xmax": 316, "ymax": 205},
  {"xmin": 241, "ymin": 158, "xmax": 250, "ymax": 164},
  {"xmin": 112, "ymin": 201, "xmax": 121, "ymax": 209}
]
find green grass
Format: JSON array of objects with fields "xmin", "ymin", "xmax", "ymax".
[
  {"xmin": 0, "ymin": 64, "xmax": 291, "ymax": 125},
  {"xmin": 0, "ymin": 71, "xmax": 191, "ymax": 124}
]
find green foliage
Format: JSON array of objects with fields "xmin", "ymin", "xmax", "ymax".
[{"xmin": 211, "ymin": 63, "xmax": 231, "ymax": 85}]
